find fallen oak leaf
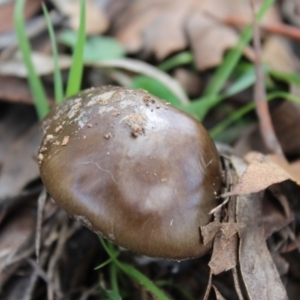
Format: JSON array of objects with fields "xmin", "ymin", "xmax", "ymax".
[
  {"xmin": 208, "ymin": 225, "xmax": 239, "ymax": 275},
  {"xmin": 290, "ymin": 159, "xmax": 300, "ymax": 175},
  {"xmin": 222, "ymin": 151, "xmax": 300, "ymax": 196},
  {"xmin": 200, "ymin": 219, "xmax": 221, "ymax": 245},
  {"xmin": 0, "ymin": 124, "xmax": 41, "ymax": 202},
  {"xmin": 0, "ymin": 204, "xmax": 36, "ymax": 286},
  {"xmin": 262, "ymin": 35, "xmax": 300, "ymax": 73},
  {"xmin": 262, "ymin": 187, "xmax": 293, "ymax": 239},
  {"xmin": 238, "ymin": 193, "xmax": 288, "ymax": 300},
  {"xmin": 203, "ymin": 218, "xmax": 244, "ymax": 275},
  {"xmin": 230, "ymin": 155, "xmax": 288, "ymax": 299},
  {"xmin": 268, "ymin": 154, "xmax": 300, "ymax": 185},
  {"xmin": 220, "ymin": 222, "xmax": 245, "ymax": 239}
]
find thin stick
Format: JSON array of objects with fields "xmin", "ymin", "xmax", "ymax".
[
  {"xmin": 232, "ymin": 267, "xmax": 244, "ymax": 300},
  {"xmin": 36, "ymin": 188, "xmax": 47, "ymax": 263},
  {"xmin": 223, "ymin": 15, "xmax": 300, "ymax": 42},
  {"xmin": 250, "ymin": 0, "xmax": 284, "ymax": 157},
  {"xmin": 203, "ymin": 270, "xmax": 213, "ymax": 300}
]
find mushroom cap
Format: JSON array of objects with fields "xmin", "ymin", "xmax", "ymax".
[{"xmin": 38, "ymin": 86, "xmax": 222, "ymax": 260}]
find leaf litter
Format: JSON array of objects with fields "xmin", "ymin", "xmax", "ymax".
[
  {"xmin": 112, "ymin": 0, "xmax": 279, "ymax": 70},
  {"xmin": 0, "ymin": 0, "xmax": 300, "ymax": 299}
]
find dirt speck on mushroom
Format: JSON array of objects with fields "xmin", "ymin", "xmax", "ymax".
[
  {"xmin": 104, "ymin": 133, "xmax": 112, "ymax": 139},
  {"xmin": 73, "ymin": 215, "xmax": 93, "ymax": 230},
  {"xmin": 45, "ymin": 134, "xmax": 54, "ymax": 142},
  {"xmin": 123, "ymin": 113, "xmax": 147, "ymax": 137},
  {"xmin": 112, "ymin": 109, "xmax": 121, "ymax": 117},
  {"xmin": 38, "ymin": 153, "xmax": 44, "ymax": 164},
  {"xmin": 61, "ymin": 136, "xmax": 70, "ymax": 146},
  {"xmin": 55, "ymin": 125, "xmax": 63, "ymax": 133}
]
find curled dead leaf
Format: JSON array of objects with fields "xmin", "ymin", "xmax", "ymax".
[
  {"xmin": 262, "ymin": 35, "xmax": 300, "ymax": 73},
  {"xmin": 208, "ymin": 224, "xmax": 239, "ymax": 275},
  {"xmin": 223, "ymin": 152, "xmax": 300, "ymax": 196},
  {"xmin": 238, "ymin": 193, "xmax": 288, "ymax": 300}
]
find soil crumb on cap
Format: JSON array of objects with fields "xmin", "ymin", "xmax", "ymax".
[{"xmin": 123, "ymin": 113, "xmax": 147, "ymax": 137}]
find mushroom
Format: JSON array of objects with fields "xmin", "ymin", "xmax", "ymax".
[{"xmin": 38, "ymin": 86, "xmax": 222, "ymax": 260}]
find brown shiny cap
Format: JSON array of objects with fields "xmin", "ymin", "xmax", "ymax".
[{"xmin": 38, "ymin": 86, "xmax": 222, "ymax": 260}]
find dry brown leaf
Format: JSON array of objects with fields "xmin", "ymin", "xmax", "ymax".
[
  {"xmin": 262, "ymin": 35, "xmax": 300, "ymax": 73},
  {"xmin": 238, "ymin": 193, "xmax": 288, "ymax": 300},
  {"xmin": 0, "ymin": 124, "xmax": 41, "ymax": 201},
  {"xmin": 113, "ymin": 0, "xmax": 279, "ymax": 70},
  {"xmin": 50, "ymin": 0, "xmax": 109, "ymax": 34},
  {"xmin": 0, "ymin": 104, "xmax": 36, "ymax": 161},
  {"xmin": 207, "ymin": 221, "xmax": 244, "ymax": 275},
  {"xmin": 0, "ymin": 76, "xmax": 35, "ymax": 105},
  {"xmin": 200, "ymin": 219, "xmax": 221, "ymax": 245},
  {"xmin": 290, "ymin": 159, "xmax": 300, "ymax": 176},
  {"xmin": 268, "ymin": 154, "xmax": 300, "ymax": 185},
  {"xmin": 0, "ymin": 0, "xmax": 41, "ymax": 34},
  {"xmin": 223, "ymin": 152, "xmax": 300, "ymax": 196},
  {"xmin": 271, "ymin": 252, "xmax": 289, "ymax": 277},
  {"xmin": 262, "ymin": 189, "xmax": 293, "ymax": 239},
  {"xmin": 186, "ymin": 12, "xmax": 248, "ymax": 70},
  {"xmin": 0, "ymin": 204, "xmax": 36, "ymax": 286},
  {"xmin": 224, "ymin": 155, "xmax": 288, "ymax": 299},
  {"xmin": 208, "ymin": 227, "xmax": 238, "ymax": 275}
]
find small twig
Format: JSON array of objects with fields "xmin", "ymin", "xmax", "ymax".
[
  {"xmin": 223, "ymin": 15, "xmax": 300, "ymax": 42},
  {"xmin": 232, "ymin": 267, "xmax": 244, "ymax": 300},
  {"xmin": 250, "ymin": 0, "xmax": 284, "ymax": 157},
  {"xmin": 47, "ymin": 215, "xmax": 69, "ymax": 300},
  {"xmin": 203, "ymin": 270, "xmax": 213, "ymax": 300},
  {"xmin": 210, "ymin": 196, "xmax": 229, "ymax": 215},
  {"xmin": 36, "ymin": 188, "xmax": 47, "ymax": 263},
  {"xmin": 27, "ymin": 259, "xmax": 64, "ymax": 299},
  {"xmin": 210, "ymin": 155, "xmax": 234, "ymax": 215}
]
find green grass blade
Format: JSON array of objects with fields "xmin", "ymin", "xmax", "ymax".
[
  {"xmin": 14, "ymin": 0, "xmax": 49, "ymax": 119},
  {"xmin": 42, "ymin": 3, "xmax": 64, "ymax": 103},
  {"xmin": 99, "ymin": 238, "xmax": 168, "ymax": 300},
  {"xmin": 267, "ymin": 91, "xmax": 300, "ymax": 105},
  {"xmin": 110, "ymin": 263, "xmax": 119, "ymax": 295},
  {"xmin": 223, "ymin": 67, "xmax": 256, "ymax": 97},
  {"xmin": 178, "ymin": 68, "xmax": 257, "ymax": 120},
  {"xmin": 158, "ymin": 51, "xmax": 193, "ymax": 71},
  {"xmin": 196, "ymin": 0, "xmax": 275, "ymax": 119},
  {"xmin": 209, "ymin": 102, "xmax": 255, "ymax": 138},
  {"xmin": 209, "ymin": 91, "xmax": 300, "ymax": 138},
  {"xmin": 105, "ymin": 291, "xmax": 122, "ymax": 300},
  {"xmin": 116, "ymin": 262, "xmax": 169, "ymax": 300},
  {"xmin": 268, "ymin": 69, "xmax": 300, "ymax": 86},
  {"xmin": 95, "ymin": 258, "xmax": 114, "ymax": 270},
  {"xmin": 204, "ymin": 0, "xmax": 275, "ymax": 97},
  {"xmin": 66, "ymin": 0, "xmax": 86, "ymax": 97},
  {"xmin": 131, "ymin": 75, "xmax": 182, "ymax": 106}
]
